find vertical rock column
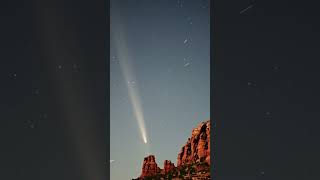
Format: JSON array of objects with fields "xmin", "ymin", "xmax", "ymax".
[{"xmin": 140, "ymin": 155, "xmax": 159, "ymax": 177}]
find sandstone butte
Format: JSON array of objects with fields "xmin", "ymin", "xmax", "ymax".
[{"xmin": 133, "ymin": 120, "xmax": 211, "ymax": 180}]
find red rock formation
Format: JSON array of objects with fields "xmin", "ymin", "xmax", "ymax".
[
  {"xmin": 177, "ymin": 120, "xmax": 210, "ymax": 166},
  {"xmin": 140, "ymin": 155, "xmax": 160, "ymax": 178},
  {"xmin": 135, "ymin": 120, "xmax": 211, "ymax": 179},
  {"xmin": 163, "ymin": 160, "xmax": 175, "ymax": 174}
]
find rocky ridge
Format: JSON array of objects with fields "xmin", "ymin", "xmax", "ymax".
[{"xmin": 133, "ymin": 120, "xmax": 211, "ymax": 180}]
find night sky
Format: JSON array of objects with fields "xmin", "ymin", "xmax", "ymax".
[
  {"xmin": 0, "ymin": 0, "xmax": 107, "ymax": 179},
  {"xmin": 2, "ymin": 0, "xmax": 320, "ymax": 180},
  {"xmin": 110, "ymin": 0, "xmax": 209, "ymax": 179},
  {"xmin": 214, "ymin": 0, "xmax": 320, "ymax": 179}
]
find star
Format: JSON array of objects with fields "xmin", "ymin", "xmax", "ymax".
[
  {"xmin": 240, "ymin": 5, "xmax": 254, "ymax": 14},
  {"xmin": 184, "ymin": 39, "xmax": 188, "ymax": 44},
  {"xmin": 184, "ymin": 62, "xmax": 190, "ymax": 67},
  {"xmin": 10, "ymin": 73, "xmax": 17, "ymax": 79},
  {"xmin": 240, "ymin": 1, "xmax": 256, "ymax": 14}
]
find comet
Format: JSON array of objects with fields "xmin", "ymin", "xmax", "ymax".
[{"xmin": 111, "ymin": 10, "xmax": 148, "ymax": 144}]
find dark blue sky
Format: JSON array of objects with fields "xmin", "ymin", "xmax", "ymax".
[{"xmin": 110, "ymin": 0, "xmax": 210, "ymax": 179}]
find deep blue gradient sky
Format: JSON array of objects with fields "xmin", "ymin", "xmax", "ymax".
[{"xmin": 110, "ymin": 0, "xmax": 210, "ymax": 179}]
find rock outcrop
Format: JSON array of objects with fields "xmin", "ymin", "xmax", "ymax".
[
  {"xmin": 140, "ymin": 155, "xmax": 160, "ymax": 177},
  {"xmin": 163, "ymin": 160, "xmax": 175, "ymax": 174},
  {"xmin": 177, "ymin": 120, "xmax": 210, "ymax": 166},
  {"xmin": 134, "ymin": 120, "xmax": 211, "ymax": 180}
]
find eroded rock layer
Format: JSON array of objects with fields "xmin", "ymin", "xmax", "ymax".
[{"xmin": 177, "ymin": 120, "xmax": 210, "ymax": 166}]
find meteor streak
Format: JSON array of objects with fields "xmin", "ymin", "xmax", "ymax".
[{"xmin": 111, "ymin": 11, "xmax": 148, "ymax": 144}]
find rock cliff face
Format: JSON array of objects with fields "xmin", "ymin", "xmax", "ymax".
[
  {"xmin": 163, "ymin": 160, "xmax": 175, "ymax": 174},
  {"xmin": 140, "ymin": 155, "xmax": 160, "ymax": 177},
  {"xmin": 135, "ymin": 120, "xmax": 211, "ymax": 180},
  {"xmin": 177, "ymin": 120, "xmax": 210, "ymax": 166}
]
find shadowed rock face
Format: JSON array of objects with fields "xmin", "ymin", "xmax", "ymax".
[{"xmin": 177, "ymin": 120, "xmax": 210, "ymax": 166}]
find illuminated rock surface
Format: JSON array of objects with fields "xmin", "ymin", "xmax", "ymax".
[{"xmin": 133, "ymin": 120, "xmax": 211, "ymax": 180}]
